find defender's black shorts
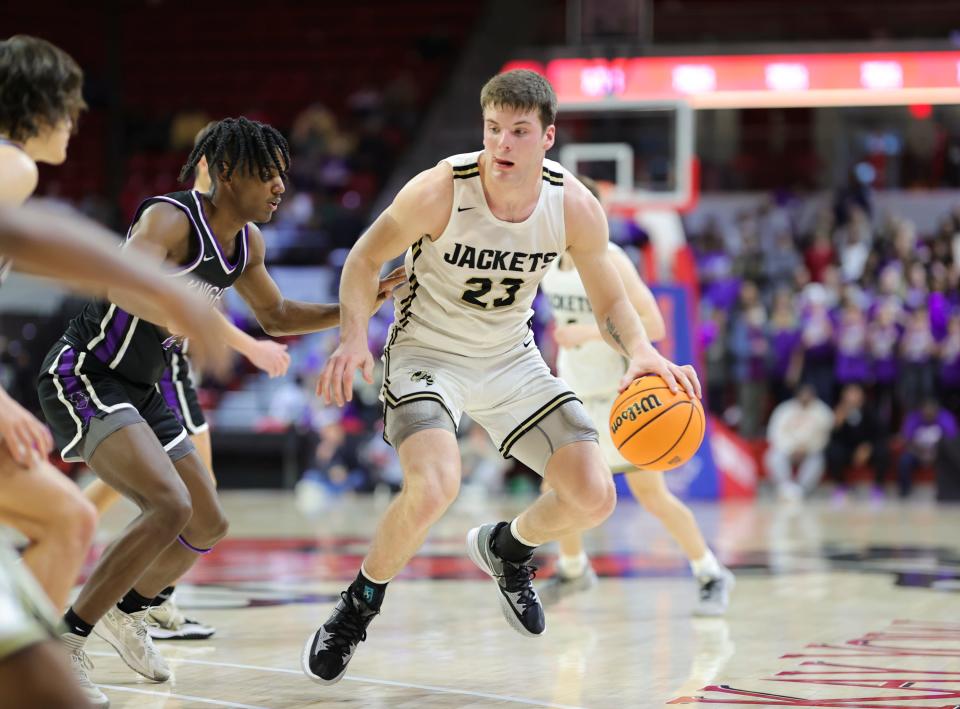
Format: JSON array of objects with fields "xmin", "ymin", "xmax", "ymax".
[
  {"xmin": 157, "ymin": 350, "xmax": 208, "ymax": 435},
  {"xmin": 37, "ymin": 340, "xmax": 193, "ymax": 463}
]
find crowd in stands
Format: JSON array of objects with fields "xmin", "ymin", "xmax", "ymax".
[{"xmin": 689, "ymin": 191, "xmax": 960, "ymax": 499}]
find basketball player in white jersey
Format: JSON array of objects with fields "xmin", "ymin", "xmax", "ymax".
[
  {"xmin": 0, "ymin": 34, "xmax": 228, "ymax": 618},
  {"xmin": 538, "ymin": 178, "xmax": 734, "ymax": 615},
  {"xmin": 303, "ymin": 69, "xmax": 701, "ymax": 685},
  {"xmin": 82, "ymin": 123, "xmax": 291, "ymax": 641}
]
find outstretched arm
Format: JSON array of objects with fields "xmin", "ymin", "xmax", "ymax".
[
  {"xmin": 0, "ymin": 204, "xmax": 228, "ymax": 364},
  {"xmin": 564, "ymin": 181, "xmax": 699, "ymax": 397},
  {"xmin": 233, "ymin": 226, "xmax": 405, "ymax": 338},
  {"xmin": 219, "ymin": 311, "xmax": 289, "ymax": 377},
  {"xmin": 318, "ymin": 163, "xmax": 453, "ymax": 406},
  {"xmin": 0, "ymin": 203, "xmax": 230, "ymax": 463}
]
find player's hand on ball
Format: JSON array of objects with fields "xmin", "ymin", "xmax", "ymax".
[
  {"xmin": 318, "ymin": 338, "xmax": 374, "ymax": 407},
  {"xmin": 621, "ymin": 346, "xmax": 701, "ymax": 400}
]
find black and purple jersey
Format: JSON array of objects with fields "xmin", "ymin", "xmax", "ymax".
[{"xmin": 60, "ymin": 190, "xmax": 249, "ymax": 386}]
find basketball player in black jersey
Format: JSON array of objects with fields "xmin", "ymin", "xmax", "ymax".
[
  {"xmin": 37, "ymin": 117, "xmax": 405, "ymax": 705},
  {"xmin": 84, "ymin": 121, "xmax": 291, "ymax": 642}
]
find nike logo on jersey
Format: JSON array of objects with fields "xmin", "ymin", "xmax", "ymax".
[
  {"xmin": 202, "ymin": 254, "xmax": 216, "ymax": 262},
  {"xmin": 443, "ymin": 242, "xmax": 558, "ymax": 273},
  {"xmin": 457, "ymin": 206, "xmax": 475, "ymax": 212}
]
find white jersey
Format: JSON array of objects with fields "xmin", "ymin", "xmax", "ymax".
[
  {"xmin": 540, "ymin": 243, "xmax": 629, "ymax": 397},
  {"xmin": 387, "ymin": 151, "xmax": 566, "ymax": 357}
]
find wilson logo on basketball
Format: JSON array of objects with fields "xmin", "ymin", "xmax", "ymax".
[{"xmin": 610, "ymin": 394, "xmax": 663, "ymax": 434}]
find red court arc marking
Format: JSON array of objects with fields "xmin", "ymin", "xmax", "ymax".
[
  {"xmin": 81, "ymin": 537, "xmax": 693, "ymax": 584},
  {"xmin": 669, "ymin": 620, "xmax": 960, "ymax": 706}
]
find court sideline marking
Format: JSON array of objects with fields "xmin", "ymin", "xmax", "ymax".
[
  {"xmin": 92, "ymin": 651, "xmax": 588, "ymax": 708},
  {"xmin": 99, "ymin": 684, "xmax": 269, "ymax": 709}
]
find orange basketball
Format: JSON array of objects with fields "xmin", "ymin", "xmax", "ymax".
[{"xmin": 608, "ymin": 374, "xmax": 705, "ymax": 471}]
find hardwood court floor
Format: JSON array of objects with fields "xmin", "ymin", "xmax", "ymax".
[{"xmin": 85, "ymin": 491, "xmax": 960, "ymax": 708}]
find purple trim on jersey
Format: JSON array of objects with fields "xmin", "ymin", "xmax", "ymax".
[
  {"xmin": 158, "ymin": 367, "xmax": 185, "ymax": 425},
  {"xmin": 192, "ymin": 190, "xmax": 244, "ymax": 273},
  {"xmin": 55, "ymin": 348, "xmax": 96, "ymax": 424},
  {"xmin": 128, "ymin": 196, "xmax": 206, "ymax": 275},
  {"xmin": 93, "ymin": 309, "xmax": 131, "ymax": 364}
]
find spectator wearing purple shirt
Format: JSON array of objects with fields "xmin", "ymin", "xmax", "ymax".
[
  {"xmin": 697, "ymin": 229, "xmax": 740, "ymax": 312},
  {"xmin": 834, "ymin": 300, "xmax": 870, "ymax": 388},
  {"xmin": 938, "ymin": 313, "xmax": 960, "ymax": 414},
  {"xmin": 798, "ymin": 295, "xmax": 836, "ymax": 405},
  {"xmin": 898, "ymin": 307, "xmax": 936, "ymax": 411},
  {"xmin": 767, "ymin": 288, "xmax": 802, "ymax": 406},
  {"xmin": 702, "ymin": 308, "xmax": 731, "ymax": 418},
  {"xmin": 868, "ymin": 299, "xmax": 902, "ymax": 432},
  {"xmin": 898, "ymin": 398, "xmax": 959, "ymax": 497},
  {"xmin": 730, "ymin": 282, "xmax": 769, "ymax": 439},
  {"xmin": 904, "ymin": 262, "xmax": 929, "ymax": 312}
]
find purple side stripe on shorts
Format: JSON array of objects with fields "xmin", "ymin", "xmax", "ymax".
[
  {"xmin": 94, "ymin": 309, "xmax": 131, "ymax": 364},
  {"xmin": 158, "ymin": 368, "xmax": 185, "ymax": 425},
  {"xmin": 56, "ymin": 348, "xmax": 96, "ymax": 424}
]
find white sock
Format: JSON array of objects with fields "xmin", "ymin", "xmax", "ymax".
[
  {"xmin": 360, "ymin": 562, "xmax": 394, "ymax": 585},
  {"xmin": 61, "ymin": 631, "xmax": 88, "ymax": 651},
  {"xmin": 509, "ymin": 517, "xmax": 538, "ymax": 548},
  {"xmin": 557, "ymin": 551, "xmax": 589, "ymax": 578},
  {"xmin": 690, "ymin": 549, "xmax": 721, "ymax": 580}
]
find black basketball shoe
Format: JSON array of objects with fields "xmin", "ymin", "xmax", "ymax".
[
  {"xmin": 301, "ymin": 590, "xmax": 378, "ymax": 684},
  {"xmin": 466, "ymin": 522, "xmax": 545, "ymax": 636}
]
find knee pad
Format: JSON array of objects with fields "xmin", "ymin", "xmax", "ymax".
[
  {"xmin": 384, "ymin": 398, "xmax": 456, "ymax": 449},
  {"xmin": 507, "ymin": 400, "xmax": 598, "ymax": 476},
  {"xmin": 177, "ymin": 534, "xmax": 213, "ymax": 554}
]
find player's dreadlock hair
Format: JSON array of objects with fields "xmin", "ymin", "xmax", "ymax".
[
  {"xmin": 0, "ymin": 35, "xmax": 86, "ymax": 142},
  {"xmin": 179, "ymin": 117, "xmax": 290, "ymax": 184}
]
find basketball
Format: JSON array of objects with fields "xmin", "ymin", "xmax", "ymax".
[{"xmin": 609, "ymin": 374, "xmax": 705, "ymax": 471}]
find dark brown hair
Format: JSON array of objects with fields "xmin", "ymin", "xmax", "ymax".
[
  {"xmin": 0, "ymin": 35, "xmax": 86, "ymax": 141},
  {"xmin": 480, "ymin": 69, "xmax": 557, "ymax": 130}
]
